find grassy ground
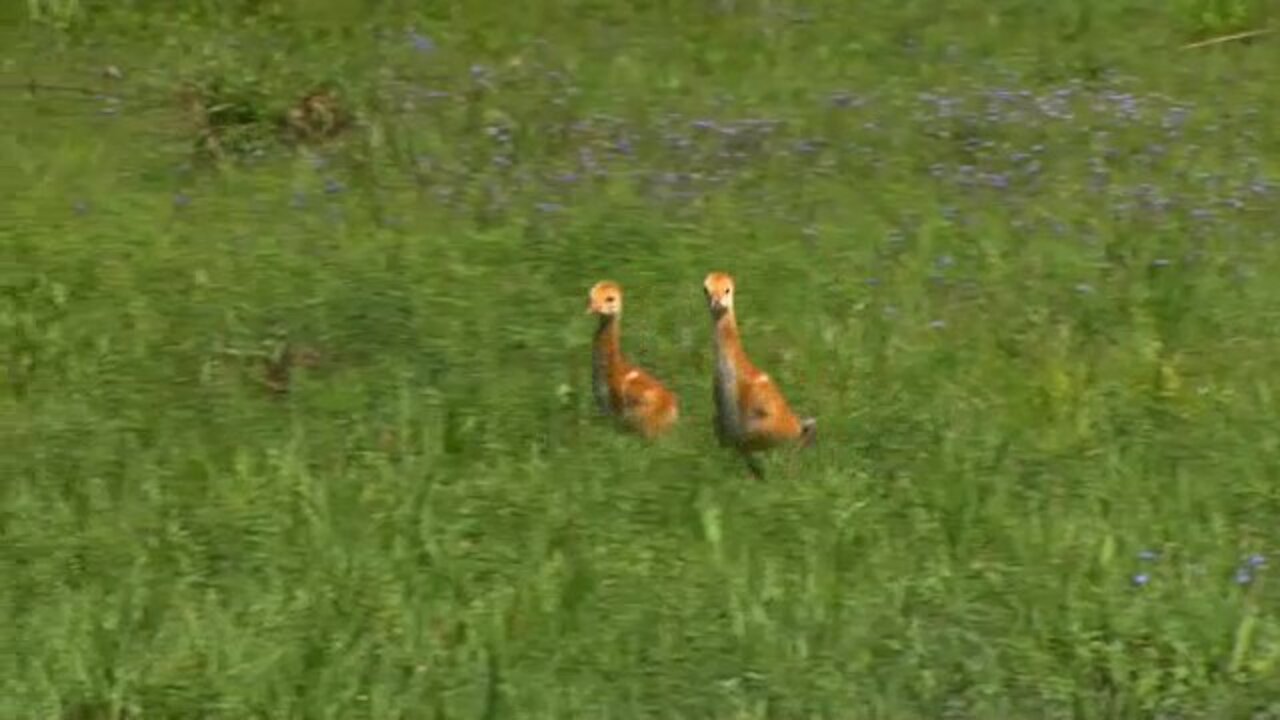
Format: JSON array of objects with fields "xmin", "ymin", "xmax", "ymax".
[{"xmin": 4, "ymin": 1, "xmax": 1280, "ymax": 717}]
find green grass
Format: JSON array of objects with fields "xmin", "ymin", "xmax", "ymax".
[{"xmin": 4, "ymin": 1, "xmax": 1280, "ymax": 717}]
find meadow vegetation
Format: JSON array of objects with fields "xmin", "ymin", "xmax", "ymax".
[{"xmin": 4, "ymin": 0, "xmax": 1280, "ymax": 717}]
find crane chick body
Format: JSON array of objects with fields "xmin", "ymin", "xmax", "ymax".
[
  {"xmin": 703, "ymin": 272, "xmax": 814, "ymax": 473},
  {"xmin": 587, "ymin": 280, "xmax": 679, "ymax": 439}
]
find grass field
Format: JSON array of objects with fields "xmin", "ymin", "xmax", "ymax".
[{"xmin": 4, "ymin": 1, "xmax": 1280, "ymax": 717}]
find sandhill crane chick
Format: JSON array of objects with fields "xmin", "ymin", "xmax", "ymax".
[
  {"xmin": 703, "ymin": 271, "xmax": 815, "ymax": 476},
  {"xmin": 587, "ymin": 280, "xmax": 680, "ymax": 439}
]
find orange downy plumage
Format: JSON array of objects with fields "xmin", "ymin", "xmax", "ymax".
[
  {"xmin": 703, "ymin": 272, "xmax": 815, "ymax": 476},
  {"xmin": 587, "ymin": 280, "xmax": 680, "ymax": 439}
]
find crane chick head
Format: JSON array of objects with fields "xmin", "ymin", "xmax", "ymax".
[
  {"xmin": 702, "ymin": 272, "xmax": 735, "ymax": 316},
  {"xmin": 586, "ymin": 280, "xmax": 624, "ymax": 317}
]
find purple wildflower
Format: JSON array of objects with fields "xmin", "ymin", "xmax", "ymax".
[{"xmin": 408, "ymin": 31, "xmax": 436, "ymax": 53}]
